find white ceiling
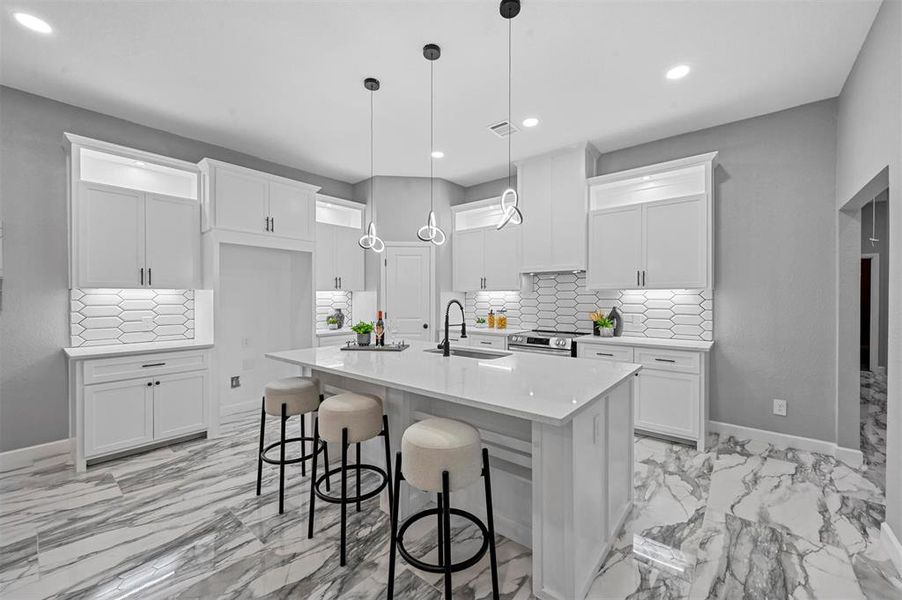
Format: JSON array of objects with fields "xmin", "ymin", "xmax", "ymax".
[{"xmin": 1, "ymin": 1, "xmax": 879, "ymax": 187}]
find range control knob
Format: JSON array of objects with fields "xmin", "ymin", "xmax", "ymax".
[{"xmin": 555, "ymin": 339, "xmax": 567, "ymax": 347}]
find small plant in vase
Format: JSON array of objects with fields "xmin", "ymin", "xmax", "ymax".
[
  {"xmin": 590, "ymin": 311, "xmax": 615, "ymax": 337},
  {"xmin": 351, "ymin": 321, "xmax": 375, "ymax": 346},
  {"xmin": 326, "ymin": 316, "xmax": 340, "ymax": 330},
  {"xmin": 474, "ymin": 317, "xmax": 487, "ymax": 329}
]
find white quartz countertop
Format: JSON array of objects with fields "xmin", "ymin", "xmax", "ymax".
[
  {"xmin": 574, "ymin": 335, "xmax": 713, "ymax": 352},
  {"xmin": 266, "ymin": 340, "xmax": 640, "ymax": 426},
  {"xmin": 316, "ymin": 328, "xmax": 355, "ymax": 338},
  {"xmin": 64, "ymin": 339, "xmax": 214, "ymax": 360}
]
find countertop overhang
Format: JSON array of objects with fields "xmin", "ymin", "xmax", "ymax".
[
  {"xmin": 63, "ymin": 339, "xmax": 214, "ymax": 360},
  {"xmin": 266, "ymin": 340, "xmax": 640, "ymax": 426}
]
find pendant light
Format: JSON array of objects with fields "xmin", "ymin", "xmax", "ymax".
[
  {"xmin": 868, "ymin": 195, "xmax": 880, "ymax": 247},
  {"xmin": 359, "ymin": 77, "xmax": 385, "ymax": 253},
  {"xmin": 417, "ymin": 43, "xmax": 447, "ymax": 246},
  {"xmin": 497, "ymin": 0, "xmax": 523, "ymax": 230}
]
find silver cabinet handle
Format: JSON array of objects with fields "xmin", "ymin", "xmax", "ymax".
[{"xmin": 654, "ymin": 358, "xmax": 676, "ymax": 363}]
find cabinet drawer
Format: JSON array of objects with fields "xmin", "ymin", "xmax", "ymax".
[
  {"xmin": 578, "ymin": 343, "xmax": 634, "ymax": 362},
  {"xmin": 468, "ymin": 334, "xmax": 506, "ymax": 350},
  {"xmin": 635, "ymin": 348, "xmax": 700, "ymax": 374},
  {"xmin": 83, "ymin": 350, "xmax": 209, "ymax": 385}
]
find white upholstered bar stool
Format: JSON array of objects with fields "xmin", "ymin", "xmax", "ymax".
[
  {"xmin": 387, "ymin": 417, "xmax": 499, "ymax": 600},
  {"xmin": 256, "ymin": 376, "xmax": 329, "ymax": 514},
  {"xmin": 308, "ymin": 392, "xmax": 393, "ymax": 566}
]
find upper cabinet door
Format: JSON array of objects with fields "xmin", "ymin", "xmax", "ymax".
[
  {"xmin": 518, "ymin": 157, "xmax": 552, "ymax": 271},
  {"xmin": 452, "ymin": 229, "xmax": 485, "ymax": 291},
  {"xmin": 643, "ymin": 196, "xmax": 707, "ymax": 289},
  {"xmin": 213, "ymin": 166, "xmax": 268, "ymax": 233},
  {"xmin": 268, "ymin": 180, "xmax": 315, "ymax": 241},
  {"xmin": 586, "ymin": 206, "xmax": 642, "ymax": 290},
  {"xmin": 145, "ymin": 193, "xmax": 200, "ymax": 289},
  {"xmin": 315, "ymin": 222, "xmax": 336, "ymax": 290},
  {"xmin": 483, "ymin": 226, "xmax": 521, "ymax": 291},
  {"xmin": 76, "ymin": 182, "xmax": 145, "ymax": 288},
  {"xmin": 333, "ymin": 225, "xmax": 365, "ymax": 290}
]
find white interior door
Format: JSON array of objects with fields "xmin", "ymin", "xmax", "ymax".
[
  {"xmin": 145, "ymin": 193, "xmax": 200, "ymax": 289},
  {"xmin": 77, "ymin": 182, "xmax": 145, "ymax": 288},
  {"xmin": 586, "ymin": 205, "xmax": 642, "ymax": 290},
  {"xmin": 643, "ymin": 195, "xmax": 707, "ymax": 289},
  {"xmin": 383, "ymin": 244, "xmax": 432, "ymax": 341}
]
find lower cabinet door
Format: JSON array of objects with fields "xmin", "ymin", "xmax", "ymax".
[
  {"xmin": 153, "ymin": 371, "xmax": 208, "ymax": 441},
  {"xmin": 634, "ymin": 369, "xmax": 699, "ymax": 440},
  {"xmin": 84, "ymin": 378, "xmax": 154, "ymax": 458}
]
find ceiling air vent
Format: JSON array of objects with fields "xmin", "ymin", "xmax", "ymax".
[{"xmin": 488, "ymin": 120, "xmax": 519, "ymax": 138}]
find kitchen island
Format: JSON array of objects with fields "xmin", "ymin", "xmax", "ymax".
[{"xmin": 266, "ymin": 340, "xmax": 640, "ymax": 600}]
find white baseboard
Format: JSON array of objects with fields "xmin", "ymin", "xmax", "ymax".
[
  {"xmin": 220, "ymin": 399, "xmax": 259, "ymax": 416},
  {"xmin": 0, "ymin": 438, "xmax": 73, "ymax": 469},
  {"xmin": 708, "ymin": 420, "xmax": 862, "ymax": 465},
  {"xmin": 882, "ymin": 522, "xmax": 902, "ymax": 576}
]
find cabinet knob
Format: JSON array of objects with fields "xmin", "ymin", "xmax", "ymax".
[
  {"xmin": 146, "ymin": 382, "xmax": 153, "ymax": 387},
  {"xmin": 155, "ymin": 381, "xmax": 161, "ymax": 386}
]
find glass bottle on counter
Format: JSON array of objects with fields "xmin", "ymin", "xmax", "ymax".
[
  {"xmin": 497, "ymin": 309, "xmax": 507, "ymax": 329},
  {"xmin": 375, "ymin": 311, "xmax": 385, "ymax": 346},
  {"xmin": 487, "ymin": 309, "xmax": 495, "ymax": 329}
]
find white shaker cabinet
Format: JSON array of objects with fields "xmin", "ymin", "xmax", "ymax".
[
  {"xmin": 316, "ymin": 222, "xmax": 365, "ymax": 291},
  {"xmin": 451, "ymin": 198, "xmax": 521, "ymax": 292},
  {"xmin": 199, "ymin": 159, "xmax": 319, "ymax": 241},
  {"xmin": 587, "ymin": 152, "xmax": 716, "ymax": 291},
  {"xmin": 153, "ymin": 371, "xmax": 209, "ymax": 441},
  {"xmin": 75, "ymin": 182, "xmax": 200, "ymax": 289},
  {"xmin": 83, "ymin": 377, "xmax": 155, "ymax": 458},
  {"xmin": 517, "ymin": 143, "xmax": 599, "ymax": 273}
]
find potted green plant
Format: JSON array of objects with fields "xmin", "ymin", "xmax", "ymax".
[
  {"xmin": 326, "ymin": 316, "xmax": 340, "ymax": 330},
  {"xmin": 351, "ymin": 321, "xmax": 375, "ymax": 346},
  {"xmin": 474, "ymin": 316, "xmax": 487, "ymax": 329},
  {"xmin": 590, "ymin": 311, "xmax": 615, "ymax": 337}
]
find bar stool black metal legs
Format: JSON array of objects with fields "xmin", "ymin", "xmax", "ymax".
[
  {"xmin": 255, "ymin": 377, "xmax": 328, "ymax": 514},
  {"xmin": 308, "ymin": 393, "xmax": 393, "ymax": 567},
  {"xmin": 387, "ymin": 418, "xmax": 499, "ymax": 600}
]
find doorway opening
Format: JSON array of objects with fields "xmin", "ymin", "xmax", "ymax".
[{"xmin": 859, "ymin": 191, "xmax": 888, "ymax": 488}]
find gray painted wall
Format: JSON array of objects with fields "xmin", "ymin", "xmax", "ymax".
[
  {"xmin": 835, "ymin": 0, "xmax": 901, "ymax": 535},
  {"xmin": 860, "ymin": 194, "xmax": 889, "ymax": 368},
  {"xmin": 0, "ymin": 85, "xmax": 352, "ymax": 452},
  {"xmin": 597, "ymin": 100, "xmax": 839, "ymax": 443},
  {"xmin": 461, "ymin": 175, "xmax": 516, "ymax": 204},
  {"xmin": 352, "ymin": 176, "xmax": 463, "ymax": 338}
]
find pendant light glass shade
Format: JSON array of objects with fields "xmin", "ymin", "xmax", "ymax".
[
  {"xmin": 359, "ymin": 77, "xmax": 385, "ymax": 253},
  {"xmin": 497, "ymin": 1, "xmax": 522, "ymax": 230},
  {"xmin": 418, "ymin": 43, "xmax": 446, "ymax": 246}
]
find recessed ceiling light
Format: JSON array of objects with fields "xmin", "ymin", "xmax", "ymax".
[
  {"xmin": 134, "ymin": 161, "xmax": 146, "ymax": 167},
  {"xmin": 431, "ymin": 151, "xmax": 444, "ymax": 159},
  {"xmin": 14, "ymin": 12, "xmax": 52, "ymax": 34},
  {"xmin": 642, "ymin": 175, "xmax": 651, "ymax": 181},
  {"xmin": 522, "ymin": 117, "xmax": 539, "ymax": 128},
  {"xmin": 666, "ymin": 64, "xmax": 691, "ymax": 80}
]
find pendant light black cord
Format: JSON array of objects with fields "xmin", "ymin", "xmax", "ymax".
[
  {"xmin": 430, "ymin": 59, "xmax": 434, "ymax": 212},
  {"xmin": 507, "ymin": 16, "xmax": 512, "ymax": 189},
  {"xmin": 370, "ymin": 88, "xmax": 376, "ymax": 223}
]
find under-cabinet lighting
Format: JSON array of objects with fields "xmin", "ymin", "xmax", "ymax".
[
  {"xmin": 522, "ymin": 117, "xmax": 539, "ymax": 128},
  {"xmin": 665, "ymin": 64, "xmax": 691, "ymax": 80}
]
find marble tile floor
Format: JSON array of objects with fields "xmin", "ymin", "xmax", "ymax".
[
  {"xmin": 860, "ymin": 369, "xmax": 888, "ymax": 490},
  {"xmin": 1, "ymin": 410, "xmax": 899, "ymax": 599}
]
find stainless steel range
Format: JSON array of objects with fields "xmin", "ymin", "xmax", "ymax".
[{"xmin": 507, "ymin": 329, "xmax": 581, "ymax": 357}]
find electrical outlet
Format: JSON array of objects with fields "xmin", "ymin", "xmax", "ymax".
[
  {"xmin": 142, "ymin": 316, "xmax": 154, "ymax": 331},
  {"xmin": 773, "ymin": 398, "xmax": 787, "ymax": 417},
  {"xmin": 230, "ymin": 376, "xmax": 241, "ymax": 389}
]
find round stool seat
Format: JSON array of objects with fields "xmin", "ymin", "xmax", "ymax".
[
  {"xmin": 318, "ymin": 393, "xmax": 384, "ymax": 444},
  {"xmin": 264, "ymin": 377, "xmax": 321, "ymax": 417},
  {"xmin": 401, "ymin": 418, "xmax": 482, "ymax": 493}
]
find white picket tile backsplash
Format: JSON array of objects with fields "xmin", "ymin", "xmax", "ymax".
[
  {"xmin": 70, "ymin": 289, "xmax": 195, "ymax": 347},
  {"xmin": 465, "ymin": 272, "xmax": 712, "ymax": 341},
  {"xmin": 316, "ymin": 291, "xmax": 352, "ymax": 330}
]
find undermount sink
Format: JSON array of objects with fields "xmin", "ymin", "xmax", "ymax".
[{"xmin": 423, "ymin": 348, "xmax": 511, "ymax": 360}]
